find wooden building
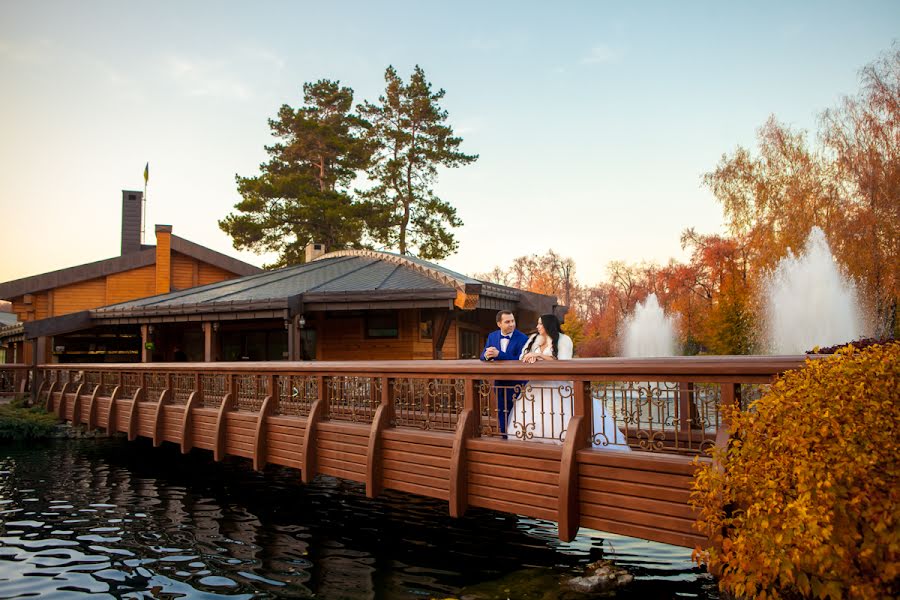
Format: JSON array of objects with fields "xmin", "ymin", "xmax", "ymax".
[
  {"xmin": 23, "ymin": 248, "xmax": 562, "ymax": 363},
  {"xmin": 0, "ymin": 190, "xmax": 262, "ymax": 364}
]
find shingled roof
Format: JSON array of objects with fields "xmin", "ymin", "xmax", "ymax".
[{"xmin": 91, "ymin": 249, "xmax": 553, "ymax": 319}]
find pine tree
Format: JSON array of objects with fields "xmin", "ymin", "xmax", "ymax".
[
  {"xmin": 358, "ymin": 66, "xmax": 477, "ymax": 259},
  {"xmin": 220, "ymin": 80, "xmax": 371, "ymax": 268}
]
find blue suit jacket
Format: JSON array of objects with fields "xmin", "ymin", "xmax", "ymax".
[{"xmin": 480, "ymin": 329, "xmax": 528, "ymax": 362}]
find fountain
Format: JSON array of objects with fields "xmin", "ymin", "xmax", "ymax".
[
  {"xmin": 763, "ymin": 227, "xmax": 867, "ymax": 354},
  {"xmin": 620, "ymin": 294, "xmax": 677, "ymax": 357}
]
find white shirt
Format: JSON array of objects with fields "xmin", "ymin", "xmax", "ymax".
[{"xmin": 499, "ymin": 334, "xmax": 510, "ymax": 353}]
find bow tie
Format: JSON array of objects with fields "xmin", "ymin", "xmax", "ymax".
[{"xmin": 501, "ymin": 334, "xmax": 511, "ymax": 339}]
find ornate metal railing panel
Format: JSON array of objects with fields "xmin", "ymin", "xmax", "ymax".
[
  {"xmin": 200, "ymin": 373, "xmax": 227, "ymax": 409},
  {"xmin": 145, "ymin": 372, "xmax": 169, "ymax": 402},
  {"xmin": 391, "ymin": 377, "xmax": 464, "ymax": 431},
  {"xmin": 326, "ymin": 376, "xmax": 380, "ymax": 423},
  {"xmin": 172, "ymin": 373, "xmax": 195, "ymax": 405},
  {"xmin": 234, "ymin": 374, "xmax": 267, "ymax": 412},
  {"xmin": 277, "ymin": 375, "xmax": 316, "ymax": 416}
]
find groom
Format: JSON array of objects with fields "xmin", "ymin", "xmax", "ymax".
[{"xmin": 480, "ymin": 310, "xmax": 528, "ymax": 436}]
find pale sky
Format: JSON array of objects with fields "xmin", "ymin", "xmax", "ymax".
[{"xmin": 1, "ymin": 1, "xmax": 896, "ymax": 287}]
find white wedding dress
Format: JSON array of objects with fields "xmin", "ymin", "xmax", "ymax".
[{"xmin": 507, "ymin": 334, "xmax": 631, "ymax": 451}]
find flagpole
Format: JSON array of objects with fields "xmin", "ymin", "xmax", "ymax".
[{"xmin": 142, "ymin": 162, "xmax": 149, "ymax": 244}]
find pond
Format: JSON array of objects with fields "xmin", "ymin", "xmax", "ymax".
[{"xmin": 0, "ymin": 437, "xmax": 718, "ymax": 598}]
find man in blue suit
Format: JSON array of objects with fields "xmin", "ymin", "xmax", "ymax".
[{"xmin": 480, "ymin": 310, "xmax": 528, "ymax": 436}]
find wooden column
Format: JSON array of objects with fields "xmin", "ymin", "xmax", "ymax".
[
  {"xmin": 127, "ymin": 388, "xmax": 144, "ymax": 441},
  {"xmin": 203, "ymin": 322, "xmax": 217, "ymax": 362},
  {"xmin": 152, "ymin": 389, "xmax": 172, "ymax": 447},
  {"xmin": 432, "ymin": 311, "xmax": 454, "ymax": 359},
  {"xmin": 141, "ymin": 325, "xmax": 152, "ymax": 363}
]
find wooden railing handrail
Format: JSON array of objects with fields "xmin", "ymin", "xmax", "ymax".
[{"xmin": 25, "ymin": 355, "xmax": 817, "ymax": 379}]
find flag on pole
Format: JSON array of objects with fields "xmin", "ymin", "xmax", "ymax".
[{"xmin": 143, "ymin": 162, "xmax": 149, "ymax": 184}]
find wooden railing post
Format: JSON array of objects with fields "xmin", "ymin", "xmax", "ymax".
[
  {"xmin": 127, "ymin": 387, "xmax": 143, "ymax": 441},
  {"xmin": 449, "ymin": 377, "xmax": 478, "ymax": 517},
  {"xmin": 70, "ymin": 383, "xmax": 85, "ymax": 426},
  {"xmin": 678, "ymin": 382, "xmax": 697, "ymax": 433},
  {"xmin": 558, "ymin": 379, "xmax": 592, "ymax": 542},
  {"xmin": 213, "ymin": 391, "xmax": 235, "ymax": 462},
  {"xmin": 152, "ymin": 388, "xmax": 171, "ymax": 447},
  {"xmin": 366, "ymin": 376, "xmax": 393, "ymax": 498},
  {"xmin": 300, "ymin": 375, "xmax": 327, "ymax": 484}
]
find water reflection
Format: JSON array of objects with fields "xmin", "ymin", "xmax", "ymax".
[{"xmin": 0, "ymin": 439, "xmax": 716, "ymax": 598}]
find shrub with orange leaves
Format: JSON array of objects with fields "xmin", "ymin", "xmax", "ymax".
[{"xmin": 692, "ymin": 342, "xmax": 899, "ymax": 599}]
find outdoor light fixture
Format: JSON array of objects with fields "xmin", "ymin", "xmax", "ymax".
[
  {"xmin": 212, "ymin": 322, "xmax": 219, "ymax": 332},
  {"xmin": 148, "ymin": 325, "xmax": 154, "ymax": 335},
  {"xmin": 298, "ymin": 315, "xmax": 306, "ymax": 328},
  {"xmin": 284, "ymin": 318, "xmax": 290, "ymax": 330}
]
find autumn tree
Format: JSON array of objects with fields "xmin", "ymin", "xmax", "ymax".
[
  {"xmin": 358, "ymin": 65, "xmax": 478, "ymax": 259},
  {"xmin": 821, "ymin": 46, "xmax": 900, "ymax": 336},
  {"xmin": 220, "ymin": 80, "xmax": 371, "ymax": 268}
]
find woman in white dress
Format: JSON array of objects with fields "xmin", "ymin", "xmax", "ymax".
[{"xmin": 507, "ymin": 314, "xmax": 630, "ymax": 451}]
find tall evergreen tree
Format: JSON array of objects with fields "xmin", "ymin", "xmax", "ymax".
[
  {"xmin": 220, "ymin": 80, "xmax": 371, "ymax": 268},
  {"xmin": 358, "ymin": 66, "xmax": 477, "ymax": 259}
]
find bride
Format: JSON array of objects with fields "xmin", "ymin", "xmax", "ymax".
[{"xmin": 507, "ymin": 314, "xmax": 630, "ymax": 451}]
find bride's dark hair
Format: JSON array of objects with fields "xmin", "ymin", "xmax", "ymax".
[{"xmin": 539, "ymin": 313, "xmax": 563, "ymax": 358}]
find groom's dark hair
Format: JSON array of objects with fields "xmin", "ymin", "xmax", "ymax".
[{"xmin": 495, "ymin": 310, "xmax": 514, "ymax": 324}]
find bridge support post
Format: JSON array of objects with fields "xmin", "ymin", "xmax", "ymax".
[
  {"xmin": 253, "ymin": 394, "xmax": 277, "ymax": 471},
  {"xmin": 181, "ymin": 391, "xmax": 201, "ymax": 454},
  {"xmin": 300, "ymin": 375, "xmax": 327, "ymax": 484},
  {"xmin": 70, "ymin": 383, "xmax": 85, "ymax": 425},
  {"xmin": 366, "ymin": 376, "xmax": 393, "ymax": 498},
  {"xmin": 214, "ymin": 392, "xmax": 235, "ymax": 462},
  {"xmin": 86, "ymin": 385, "xmax": 100, "ymax": 431},
  {"xmin": 127, "ymin": 388, "xmax": 144, "ymax": 441},
  {"xmin": 54, "ymin": 381, "xmax": 71, "ymax": 419},
  {"xmin": 106, "ymin": 386, "xmax": 121, "ymax": 435},
  {"xmin": 558, "ymin": 379, "xmax": 592, "ymax": 541},
  {"xmin": 153, "ymin": 389, "xmax": 172, "ymax": 447}
]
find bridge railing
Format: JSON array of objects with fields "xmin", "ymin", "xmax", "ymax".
[
  {"xmin": 0, "ymin": 364, "xmax": 31, "ymax": 400},
  {"xmin": 24, "ymin": 356, "xmax": 808, "ymax": 455}
]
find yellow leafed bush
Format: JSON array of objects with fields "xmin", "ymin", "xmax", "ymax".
[{"xmin": 692, "ymin": 342, "xmax": 899, "ymax": 599}]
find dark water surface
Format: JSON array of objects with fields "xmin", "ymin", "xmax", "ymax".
[{"xmin": 0, "ymin": 438, "xmax": 717, "ymax": 599}]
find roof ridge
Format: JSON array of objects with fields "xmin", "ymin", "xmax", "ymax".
[{"xmin": 315, "ymin": 249, "xmax": 472, "ymax": 292}]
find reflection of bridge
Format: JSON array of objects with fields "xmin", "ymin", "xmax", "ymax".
[{"xmin": 5, "ymin": 357, "xmax": 806, "ymax": 548}]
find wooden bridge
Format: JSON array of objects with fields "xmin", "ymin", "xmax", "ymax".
[{"xmin": 2, "ymin": 357, "xmax": 807, "ymax": 549}]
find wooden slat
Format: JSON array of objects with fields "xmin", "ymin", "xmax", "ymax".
[
  {"xmin": 384, "ymin": 479, "xmax": 448, "ymax": 500},
  {"xmin": 579, "ymin": 476, "xmax": 691, "ymax": 503},
  {"xmin": 317, "ymin": 447, "xmax": 367, "ymax": 465},
  {"xmin": 469, "ymin": 461, "xmax": 558, "ymax": 485},
  {"xmin": 468, "ymin": 484, "xmax": 556, "ymax": 510},
  {"xmin": 381, "ymin": 439, "xmax": 452, "ymax": 458},
  {"xmin": 468, "ymin": 472, "xmax": 555, "ymax": 498},
  {"xmin": 383, "ymin": 460, "xmax": 448, "ymax": 480},
  {"xmin": 265, "ymin": 431, "xmax": 305, "ymax": 444},
  {"xmin": 382, "ymin": 449, "xmax": 450, "ymax": 469},
  {"xmin": 468, "ymin": 495, "xmax": 556, "ymax": 521},
  {"xmin": 579, "ymin": 516, "xmax": 705, "ymax": 549},
  {"xmin": 468, "ymin": 450, "xmax": 560, "ymax": 474},
  {"xmin": 576, "ymin": 447, "xmax": 703, "ymax": 475},
  {"xmin": 318, "ymin": 438, "xmax": 368, "ymax": 457},
  {"xmin": 579, "ymin": 464, "xmax": 692, "ymax": 488},
  {"xmin": 383, "ymin": 468, "xmax": 449, "ymax": 492},
  {"xmin": 581, "ymin": 489, "xmax": 696, "ymax": 520},
  {"xmin": 382, "ymin": 428, "xmax": 455, "ymax": 447}
]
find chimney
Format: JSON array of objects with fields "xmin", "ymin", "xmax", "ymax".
[
  {"xmin": 121, "ymin": 190, "xmax": 143, "ymax": 255},
  {"xmin": 155, "ymin": 224, "xmax": 173, "ymax": 294},
  {"xmin": 305, "ymin": 243, "xmax": 326, "ymax": 263}
]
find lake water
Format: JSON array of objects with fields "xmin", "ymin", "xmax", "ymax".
[{"xmin": 0, "ymin": 437, "xmax": 718, "ymax": 599}]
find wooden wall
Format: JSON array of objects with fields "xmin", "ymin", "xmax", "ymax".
[
  {"xmin": 9, "ymin": 255, "xmax": 241, "ymax": 323},
  {"xmin": 317, "ymin": 309, "xmax": 461, "ymax": 361}
]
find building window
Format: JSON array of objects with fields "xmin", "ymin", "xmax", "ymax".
[
  {"xmin": 366, "ymin": 311, "xmax": 399, "ymax": 338},
  {"xmin": 459, "ymin": 329, "xmax": 482, "ymax": 359},
  {"xmin": 418, "ymin": 309, "xmax": 434, "ymax": 340}
]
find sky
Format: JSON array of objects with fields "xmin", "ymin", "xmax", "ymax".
[{"xmin": 1, "ymin": 1, "xmax": 897, "ymax": 288}]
